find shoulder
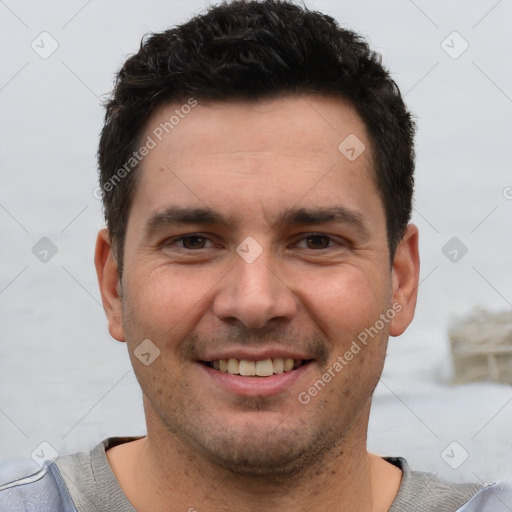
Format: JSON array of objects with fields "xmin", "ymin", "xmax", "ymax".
[
  {"xmin": 456, "ymin": 480, "xmax": 512, "ymax": 511},
  {"xmin": 385, "ymin": 456, "xmax": 509, "ymax": 512},
  {"xmin": 0, "ymin": 458, "xmax": 77, "ymax": 511},
  {"xmin": 54, "ymin": 437, "xmax": 140, "ymax": 512},
  {"xmin": 0, "ymin": 437, "xmax": 140, "ymax": 512}
]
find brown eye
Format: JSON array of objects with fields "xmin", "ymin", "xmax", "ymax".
[
  {"xmin": 180, "ymin": 235, "xmax": 207, "ymax": 249},
  {"xmin": 304, "ymin": 235, "xmax": 331, "ymax": 249}
]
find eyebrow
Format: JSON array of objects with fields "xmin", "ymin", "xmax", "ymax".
[
  {"xmin": 146, "ymin": 206, "xmax": 229, "ymax": 236},
  {"xmin": 273, "ymin": 206, "xmax": 367, "ymax": 233},
  {"xmin": 145, "ymin": 205, "xmax": 368, "ymax": 236}
]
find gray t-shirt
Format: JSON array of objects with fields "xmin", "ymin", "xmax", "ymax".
[{"xmin": 1, "ymin": 437, "xmax": 509, "ymax": 511}]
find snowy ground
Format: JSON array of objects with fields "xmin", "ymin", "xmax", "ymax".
[{"xmin": 1, "ymin": 0, "xmax": 511, "ymax": 486}]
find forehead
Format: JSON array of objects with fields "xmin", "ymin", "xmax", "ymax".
[
  {"xmin": 128, "ymin": 94, "xmax": 382, "ymax": 231},
  {"xmin": 142, "ymin": 94, "xmax": 371, "ymax": 167}
]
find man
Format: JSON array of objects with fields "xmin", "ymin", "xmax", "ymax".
[{"xmin": 1, "ymin": 1, "xmax": 510, "ymax": 510}]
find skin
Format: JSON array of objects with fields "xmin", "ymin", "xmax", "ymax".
[{"xmin": 95, "ymin": 94, "xmax": 420, "ymax": 512}]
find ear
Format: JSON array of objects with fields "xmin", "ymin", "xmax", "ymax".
[
  {"xmin": 389, "ymin": 224, "xmax": 420, "ymax": 337},
  {"xmin": 94, "ymin": 228, "xmax": 125, "ymax": 342}
]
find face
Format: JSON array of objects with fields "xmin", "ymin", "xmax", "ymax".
[{"xmin": 96, "ymin": 94, "xmax": 419, "ymax": 476}]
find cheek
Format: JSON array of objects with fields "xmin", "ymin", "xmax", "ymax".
[
  {"xmin": 302, "ymin": 266, "xmax": 391, "ymax": 399},
  {"xmin": 303, "ymin": 265, "xmax": 388, "ymax": 335},
  {"xmin": 124, "ymin": 265, "xmax": 215, "ymax": 331}
]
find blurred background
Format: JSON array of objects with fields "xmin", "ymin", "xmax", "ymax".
[{"xmin": 1, "ymin": 0, "xmax": 511, "ymax": 483}]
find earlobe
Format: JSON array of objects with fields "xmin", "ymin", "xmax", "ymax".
[
  {"xmin": 389, "ymin": 224, "xmax": 420, "ymax": 337},
  {"xmin": 94, "ymin": 228, "xmax": 125, "ymax": 342}
]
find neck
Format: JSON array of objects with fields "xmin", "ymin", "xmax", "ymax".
[{"xmin": 106, "ymin": 404, "xmax": 401, "ymax": 512}]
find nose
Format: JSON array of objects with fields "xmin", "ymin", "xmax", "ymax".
[{"xmin": 212, "ymin": 248, "xmax": 297, "ymax": 329}]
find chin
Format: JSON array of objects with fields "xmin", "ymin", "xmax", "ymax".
[{"xmin": 187, "ymin": 417, "xmax": 340, "ymax": 478}]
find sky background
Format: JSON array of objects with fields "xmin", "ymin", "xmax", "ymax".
[{"xmin": 1, "ymin": 0, "xmax": 511, "ymax": 484}]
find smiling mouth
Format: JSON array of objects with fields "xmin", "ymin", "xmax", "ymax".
[{"xmin": 201, "ymin": 358, "xmax": 313, "ymax": 377}]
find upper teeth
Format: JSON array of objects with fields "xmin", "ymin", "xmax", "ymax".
[{"xmin": 212, "ymin": 358, "xmax": 296, "ymax": 376}]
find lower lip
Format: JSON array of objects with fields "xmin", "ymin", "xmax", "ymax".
[{"xmin": 197, "ymin": 362, "xmax": 313, "ymax": 397}]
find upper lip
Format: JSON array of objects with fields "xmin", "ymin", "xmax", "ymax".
[{"xmin": 198, "ymin": 347, "xmax": 315, "ymax": 362}]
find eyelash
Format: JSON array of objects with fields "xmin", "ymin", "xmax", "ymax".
[{"xmin": 164, "ymin": 233, "xmax": 343, "ymax": 251}]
